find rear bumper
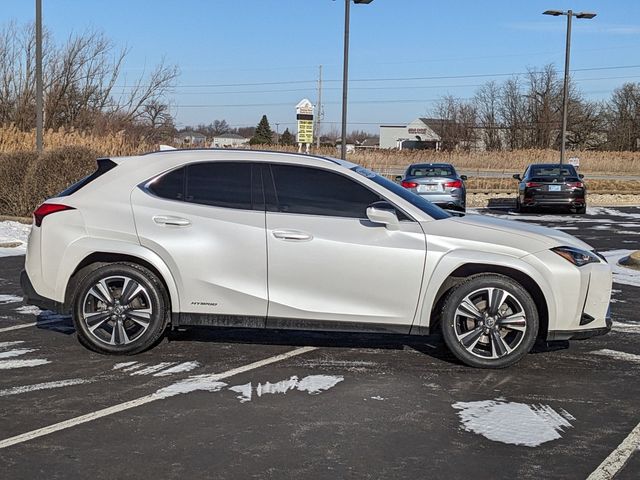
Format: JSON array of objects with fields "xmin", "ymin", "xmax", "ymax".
[
  {"xmin": 524, "ymin": 192, "xmax": 585, "ymax": 207},
  {"xmin": 20, "ymin": 270, "xmax": 65, "ymax": 314},
  {"xmin": 416, "ymin": 193, "xmax": 465, "ymax": 209}
]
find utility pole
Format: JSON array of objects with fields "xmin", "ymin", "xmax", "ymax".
[
  {"xmin": 315, "ymin": 65, "xmax": 323, "ymax": 149},
  {"xmin": 340, "ymin": 0, "xmax": 350, "ymax": 160},
  {"xmin": 543, "ymin": 9, "xmax": 596, "ymax": 164},
  {"xmin": 35, "ymin": 0, "xmax": 43, "ymax": 153},
  {"xmin": 275, "ymin": 123, "xmax": 280, "ymax": 145}
]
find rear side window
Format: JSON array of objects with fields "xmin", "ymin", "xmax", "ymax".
[
  {"xmin": 269, "ymin": 165, "xmax": 381, "ymax": 218},
  {"xmin": 57, "ymin": 159, "xmax": 117, "ymax": 197},
  {"xmin": 148, "ymin": 162, "xmax": 259, "ymax": 210}
]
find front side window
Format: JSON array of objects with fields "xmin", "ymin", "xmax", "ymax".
[
  {"xmin": 147, "ymin": 162, "xmax": 257, "ymax": 210},
  {"xmin": 269, "ymin": 165, "xmax": 381, "ymax": 218}
]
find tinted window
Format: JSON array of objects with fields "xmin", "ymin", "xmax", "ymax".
[
  {"xmin": 149, "ymin": 166, "xmax": 185, "ymax": 201},
  {"xmin": 186, "ymin": 162, "xmax": 252, "ymax": 209},
  {"xmin": 58, "ymin": 159, "xmax": 117, "ymax": 197},
  {"xmin": 407, "ymin": 164, "xmax": 455, "ymax": 178},
  {"xmin": 529, "ymin": 164, "xmax": 577, "ymax": 179},
  {"xmin": 270, "ymin": 165, "xmax": 380, "ymax": 218},
  {"xmin": 148, "ymin": 162, "xmax": 259, "ymax": 210}
]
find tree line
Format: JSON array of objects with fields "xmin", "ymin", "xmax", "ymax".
[
  {"xmin": 0, "ymin": 22, "xmax": 177, "ymax": 143},
  {"xmin": 433, "ymin": 64, "xmax": 640, "ymax": 152}
]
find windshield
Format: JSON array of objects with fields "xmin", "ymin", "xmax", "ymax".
[
  {"xmin": 407, "ymin": 164, "xmax": 455, "ymax": 178},
  {"xmin": 351, "ymin": 166, "xmax": 451, "ymax": 220},
  {"xmin": 529, "ymin": 164, "xmax": 578, "ymax": 181}
]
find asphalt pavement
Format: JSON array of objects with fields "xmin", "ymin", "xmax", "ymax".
[{"xmin": 0, "ymin": 206, "xmax": 639, "ymax": 479}]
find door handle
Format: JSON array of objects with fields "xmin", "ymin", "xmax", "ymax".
[
  {"xmin": 153, "ymin": 215, "xmax": 191, "ymax": 227},
  {"xmin": 272, "ymin": 229, "xmax": 313, "ymax": 241}
]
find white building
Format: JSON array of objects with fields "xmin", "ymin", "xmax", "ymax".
[
  {"xmin": 211, "ymin": 133, "xmax": 249, "ymax": 148},
  {"xmin": 379, "ymin": 118, "xmax": 442, "ymax": 150}
]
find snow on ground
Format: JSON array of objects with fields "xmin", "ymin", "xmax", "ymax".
[
  {"xmin": 0, "ymin": 221, "xmax": 31, "ymax": 257},
  {"xmin": 601, "ymin": 250, "xmax": 640, "ymax": 288}
]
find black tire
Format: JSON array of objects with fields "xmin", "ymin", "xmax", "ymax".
[
  {"xmin": 516, "ymin": 199, "xmax": 527, "ymax": 213},
  {"xmin": 440, "ymin": 274, "xmax": 539, "ymax": 368},
  {"xmin": 72, "ymin": 262, "xmax": 169, "ymax": 355},
  {"xmin": 575, "ymin": 205, "xmax": 587, "ymax": 214}
]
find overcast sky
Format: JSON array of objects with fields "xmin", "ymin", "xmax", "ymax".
[{"xmin": 4, "ymin": 0, "xmax": 640, "ymax": 133}]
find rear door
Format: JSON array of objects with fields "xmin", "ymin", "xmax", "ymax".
[
  {"xmin": 131, "ymin": 161, "xmax": 268, "ymax": 320},
  {"xmin": 264, "ymin": 164, "xmax": 426, "ymax": 331}
]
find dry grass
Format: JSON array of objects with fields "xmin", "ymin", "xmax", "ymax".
[
  {"xmin": 2, "ymin": 127, "xmax": 639, "ymax": 175},
  {"xmin": 0, "ymin": 125, "xmax": 153, "ymax": 156}
]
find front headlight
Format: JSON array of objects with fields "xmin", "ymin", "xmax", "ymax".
[{"xmin": 552, "ymin": 246, "xmax": 601, "ymax": 267}]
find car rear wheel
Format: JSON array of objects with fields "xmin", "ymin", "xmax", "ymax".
[
  {"xmin": 441, "ymin": 274, "xmax": 539, "ymax": 368},
  {"xmin": 72, "ymin": 263, "xmax": 169, "ymax": 355},
  {"xmin": 575, "ymin": 205, "xmax": 587, "ymax": 214}
]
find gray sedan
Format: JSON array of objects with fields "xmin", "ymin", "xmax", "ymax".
[{"xmin": 397, "ymin": 163, "xmax": 467, "ymax": 211}]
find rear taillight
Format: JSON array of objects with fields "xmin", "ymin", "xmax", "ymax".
[
  {"xmin": 444, "ymin": 179, "xmax": 462, "ymax": 189},
  {"xmin": 401, "ymin": 180, "xmax": 418, "ymax": 188},
  {"xmin": 33, "ymin": 203, "xmax": 75, "ymax": 227},
  {"xmin": 566, "ymin": 182, "xmax": 584, "ymax": 188},
  {"xmin": 526, "ymin": 182, "xmax": 542, "ymax": 188}
]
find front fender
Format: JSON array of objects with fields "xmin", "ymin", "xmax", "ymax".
[
  {"xmin": 55, "ymin": 237, "xmax": 181, "ymax": 312},
  {"xmin": 413, "ymin": 249, "xmax": 556, "ymax": 333}
]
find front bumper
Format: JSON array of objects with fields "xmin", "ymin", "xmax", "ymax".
[
  {"xmin": 21, "ymin": 270, "xmax": 65, "ymax": 314},
  {"xmin": 547, "ymin": 311, "xmax": 612, "ymax": 341}
]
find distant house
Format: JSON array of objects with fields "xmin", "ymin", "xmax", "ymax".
[
  {"xmin": 211, "ymin": 133, "xmax": 249, "ymax": 148},
  {"xmin": 176, "ymin": 131, "xmax": 207, "ymax": 146},
  {"xmin": 379, "ymin": 118, "xmax": 441, "ymax": 150}
]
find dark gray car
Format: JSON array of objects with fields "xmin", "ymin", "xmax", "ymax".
[{"xmin": 398, "ymin": 163, "xmax": 467, "ymax": 211}]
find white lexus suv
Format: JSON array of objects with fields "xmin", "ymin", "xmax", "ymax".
[{"xmin": 21, "ymin": 150, "xmax": 612, "ymax": 368}]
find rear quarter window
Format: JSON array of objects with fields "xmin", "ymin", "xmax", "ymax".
[{"xmin": 57, "ymin": 159, "xmax": 117, "ymax": 197}]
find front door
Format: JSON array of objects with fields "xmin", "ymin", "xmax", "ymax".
[{"xmin": 264, "ymin": 164, "xmax": 426, "ymax": 331}]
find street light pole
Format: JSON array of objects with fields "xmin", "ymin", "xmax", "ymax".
[
  {"xmin": 340, "ymin": 0, "xmax": 351, "ymax": 160},
  {"xmin": 543, "ymin": 9, "xmax": 596, "ymax": 164},
  {"xmin": 340, "ymin": 0, "xmax": 373, "ymax": 160},
  {"xmin": 35, "ymin": 0, "xmax": 43, "ymax": 153}
]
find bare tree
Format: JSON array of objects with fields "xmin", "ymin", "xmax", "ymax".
[
  {"xmin": 603, "ymin": 83, "xmax": 640, "ymax": 151},
  {"xmin": 474, "ymin": 81, "xmax": 502, "ymax": 151}
]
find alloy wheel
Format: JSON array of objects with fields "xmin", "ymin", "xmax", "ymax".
[{"xmin": 453, "ymin": 287, "xmax": 527, "ymax": 359}]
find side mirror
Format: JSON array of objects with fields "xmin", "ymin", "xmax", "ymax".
[
  {"xmin": 512, "ymin": 174, "xmax": 521, "ymax": 181},
  {"xmin": 366, "ymin": 201, "xmax": 399, "ymax": 230},
  {"xmin": 394, "ymin": 175, "xmax": 403, "ymax": 182},
  {"xmin": 579, "ymin": 174, "xmax": 584, "ymax": 179},
  {"xmin": 460, "ymin": 175, "xmax": 468, "ymax": 181}
]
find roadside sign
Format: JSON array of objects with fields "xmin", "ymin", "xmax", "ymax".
[
  {"xmin": 568, "ymin": 157, "xmax": 580, "ymax": 168},
  {"xmin": 296, "ymin": 99, "xmax": 314, "ymax": 151}
]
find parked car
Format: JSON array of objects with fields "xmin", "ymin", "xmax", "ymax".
[
  {"xmin": 21, "ymin": 150, "xmax": 612, "ymax": 368},
  {"xmin": 397, "ymin": 163, "xmax": 467, "ymax": 211},
  {"xmin": 514, "ymin": 163, "xmax": 586, "ymax": 214}
]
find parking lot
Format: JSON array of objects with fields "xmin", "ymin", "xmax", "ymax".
[{"xmin": 0, "ymin": 206, "xmax": 639, "ymax": 479}]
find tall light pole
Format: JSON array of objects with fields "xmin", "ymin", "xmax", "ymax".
[
  {"xmin": 35, "ymin": 0, "xmax": 43, "ymax": 153},
  {"xmin": 543, "ymin": 9, "xmax": 596, "ymax": 164},
  {"xmin": 340, "ymin": 0, "xmax": 373, "ymax": 160}
]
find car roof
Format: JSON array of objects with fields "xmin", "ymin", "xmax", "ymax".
[{"xmin": 408, "ymin": 163, "xmax": 454, "ymax": 168}]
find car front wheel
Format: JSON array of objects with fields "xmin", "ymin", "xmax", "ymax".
[
  {"xmin": 72, "ymin": 263, "xmax": 169, "ymax": 355},
  {"xmin": 441, "ymin": 274, "xmax": 539, "ymax": 368}
]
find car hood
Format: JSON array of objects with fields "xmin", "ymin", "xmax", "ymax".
[{"xmin": 424, "ymin": 212, "xmax": 592, "ymax": 256}]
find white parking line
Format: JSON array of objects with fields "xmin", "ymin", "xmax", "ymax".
[
  {"xmin": 0, "ymin": 346, "xmax": 317, "ymax": 449},
  {"xmin": 0, "ymin": 319, "xmax": 64, "ymax": 333},
  {"xmin": 587, "ymin": 420, "xmax": 640, "ymax": 480}
]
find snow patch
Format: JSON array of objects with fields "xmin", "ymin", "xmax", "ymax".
[
  {"xmin": 0, "ymin": 221, "xmax": 30, "ymax": 257},
  {"xmin": 129, "ymin": 362, "xmax": 176, "ymax": 376},
  {"xmin": 601, "ymin": 250, "xmax": 640, "ymax": 288},
  {"xmin": 229, "ymin": 375, "xmax": 344, "ymax": 402},
  {"xmin": 612, "ymin": 321, "xmax": 640, "ymax": 333},
  {"xmin": 0, "ymin": 294, "xmax": 22, "ymax": 304},
  {"xmin": 0, "ymin": 359, "xmax": 50, "ymax": 370},
  {"xmin": 0, "ymin": 341, "xmax": 25, "ymax": 349},
  {"xmin": 452, "ymin": 400, "xmax": 574, "ymax": 447},
  {"xmin": 14, "ymin": 305, "xmax": 42, "ymax": 315},
  {"xmin": 153, "ymin": 361, "xmax": 201, "ymax": 377},
  {"xmin": 153, "ymin": 375, "xmax": 227, "ymax": 399},
  {"xmin": 591, "ymin": 348, "xmax": 640, "ymax": 364},
  {"xmin": 0, "ymin": 348, "xmax": 36, "ymax": 359},
  {"xmin": 113, "ymin": 361, "xmax": 137, "ymax": 370},
  {"xmin": 0, "ymin": 378, "xmax": 91, "ymax": 397}
]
